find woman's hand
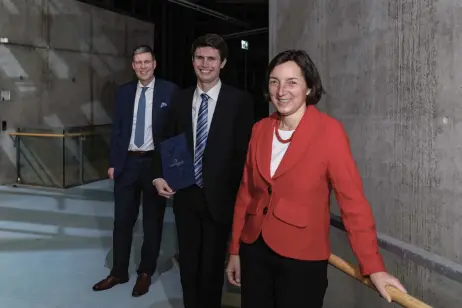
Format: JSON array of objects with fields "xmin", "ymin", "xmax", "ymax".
[
  {"xmin": 226, "ymin": 255, "xmax": 241, "ymax": 287},
  {"xmin": 370, "ymin": 271, "xmax": 407, "ymax": 303}
]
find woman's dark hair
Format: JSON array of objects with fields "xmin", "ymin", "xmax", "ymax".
[
  {"xmin": 191, "ymin": 33, "xmax": 229, "ymax": 62},
  {"xmin": 264, "ymin": 50, "xmax": 325, "ymax": 105}
]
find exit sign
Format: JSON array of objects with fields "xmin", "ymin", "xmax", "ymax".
[{"xmin": 241, "ymin": 40, "xmax": 249, "ymax": 50}]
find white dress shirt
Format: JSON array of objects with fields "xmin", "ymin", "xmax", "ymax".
[
  {"xmin": 192, "ymin": 80, "xmax": 221, "ymax": 152},
  {"xmin": 128, "ymin": 79, "xmax": 155, "ymax": 151}
]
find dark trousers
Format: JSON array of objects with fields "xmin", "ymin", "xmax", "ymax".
[
  {"xmin": 111, "ymin": 154, "xmax": 166, "ymax": 277},
  {"xmin": 240, "ymin": 235, "xmax": 328, "ymax": 308},
  {"xmin": 173, "ymin": 186, "xmax": 230, "ymax": 308}
]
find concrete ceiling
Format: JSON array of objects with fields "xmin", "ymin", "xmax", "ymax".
[
  {"xmin": 189, "ymin": 0, "xmax": 268, "ymax": 27},
  {"xmin": 192, "ymin": 0, "xmax": 266, "ymax": 3}
]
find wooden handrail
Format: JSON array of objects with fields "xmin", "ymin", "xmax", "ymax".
[
  {"xmin": 8, "ymin": 131, "xmax": 102, "ymax": 138},
  {"xmin": 328, "ymin": 254, "xmax": 432, "ymax": 308}
]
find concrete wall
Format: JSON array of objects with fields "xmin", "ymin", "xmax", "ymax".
[
  {"xmin": 270, "ymin": 0, "xmax": 462, "ymax": 307},
  {"xmin": 0, "ymin": 0, "xmax": 154, "ymax": 185}
]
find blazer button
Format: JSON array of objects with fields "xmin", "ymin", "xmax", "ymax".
[
  {"xmin": 263, "ymin": 207, "xmax": 268, "ymax": 215},
  {"xmin": 267, "ymin": 186, "xmax": 272, "ymax": 194}
]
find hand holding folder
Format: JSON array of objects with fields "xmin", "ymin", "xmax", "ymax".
[{"xmin": 160, "ymin": 133, "xmax": 196, "ymax": 191}]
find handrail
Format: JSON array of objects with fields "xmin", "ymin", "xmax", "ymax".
[
  {"xmin": 330, "ymin": 213, "xmax": 462, "ymax": 284},
  {"xmin": 9, "ymin": 128, "xmax": 111, "ymax": 188},
  {"xmin": 8, "ymin": 134, "xmax": 53, "ymax": 185},
  {"xmin": 8, "ymin": 131, "xmax": 104, "ymax": 138},
  {"xmin": 328, "ymin": 254, "xmax": 432, "ymax": 308},
  {"xmin": 220, "ymin": 252, "xmax": 432, "ymax": 308}
]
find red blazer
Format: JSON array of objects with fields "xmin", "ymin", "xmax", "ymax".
[{"xmin": 229, "ymin": 106, "xmax": 386, "ymax": 276}]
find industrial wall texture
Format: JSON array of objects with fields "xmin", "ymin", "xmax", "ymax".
[
  {"xmin": 0, "ymin": 0, "xmax": 154, "ymax": 185},
  {"xmin": 269, "ymin": 0, "xmax": 462, "ymax": 307}
]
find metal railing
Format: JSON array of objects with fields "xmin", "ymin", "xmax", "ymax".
[{"xmin": 8, "ymin": 125, "xmax": 110, "ymax": 188}]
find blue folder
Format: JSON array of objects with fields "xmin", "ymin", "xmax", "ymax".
[{"xmin": 160, "ymin": 133, "xmax": 196, "ymax": 191}]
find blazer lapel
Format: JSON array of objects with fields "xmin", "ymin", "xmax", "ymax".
[
  {"xmin": 206, "ymin": 85, "xmax": 227, "ymax": 153},
  {"xmin": 272, "ymin": 106, "xmax": 321, "ymax": 179},
  {"xmin": 255, "ymin": 113, "xmax": 277, "ymax": 184},
  {"xmin": 184, "ymin": 88, "xmax": 195, "ymax": 155},
  {"xmin": 152, "ymin": 80, "xmax": 162, "ymax": 136},
  {"xmin": 127, "ymin": 82, "xmax": 138, "ymax": 129}
]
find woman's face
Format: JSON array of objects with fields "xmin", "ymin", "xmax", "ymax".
[{"xmin": 268, "ymin": 61, "xmax": 310, "ymax": 117}]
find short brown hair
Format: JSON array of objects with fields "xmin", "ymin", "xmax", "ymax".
[
  {"xmin": 132, "ymin": 45, "xmax": 155, "ymax": 61},
  {"xmin": 191, "ymin": 33, "xmax": 228, "ymax": 62}
]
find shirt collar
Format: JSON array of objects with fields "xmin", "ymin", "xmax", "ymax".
[
  {"xmin": 195, "ymin": 79, "xmax": 221, "ymax": 102},
  {"xmin": 138, "ymin": 77, "xmax": 155, "ymax": 89}
]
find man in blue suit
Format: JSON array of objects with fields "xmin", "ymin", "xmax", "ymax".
[{"xmin": 93, "ymin": 45, "xmax": 178, "ymax": 297}]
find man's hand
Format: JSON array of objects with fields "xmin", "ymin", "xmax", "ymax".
[
  {"xmin": 152, "ymin": 178, "xmax": 175, "ymax": 198},
  {"xmin": 108, "ymin": 167, "xmax": 114, "ymax": 180}
]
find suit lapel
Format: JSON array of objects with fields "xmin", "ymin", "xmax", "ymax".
[
  {"xmin": 255, "ymin": 114, "xmax": 277, "ymax": 184},
  {"xmin": 184, "ymin": 88, "xmax": 195, "ymax": 155},
  {"xmin": 205, "ymin": 85, "xmax": 227, "ymax": 153},
  {"xmin": 272, "ymin": 106, "xmax": 321, "ymax": 179},
  {"xmin": 127, "ymin": 82, "xmax": 138, "ymax": 129},
  {"xmin": 152, "ymin": 80, "xmax": 162, "ymax": 136}
]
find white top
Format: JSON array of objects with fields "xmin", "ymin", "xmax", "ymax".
[
  {"xmin": 192, "ymin": 79, "xmax": 221, "ymax": 153},
  {"xmin": 128, "ymin": 78, "xmax": 155, "ymax": 151},
  {"xmin": 270, "ymin": 128, "xmax": 294, "ymax": 177}
]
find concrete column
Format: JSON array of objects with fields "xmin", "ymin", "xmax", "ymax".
[{"xmin": 269, "ymin": 0, "xmax": 462, "ymax": 307}]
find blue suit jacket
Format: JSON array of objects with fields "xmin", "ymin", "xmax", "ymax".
[{"xmin": 109, "ymin": 78, "xmax": 179, "ymax": 177}]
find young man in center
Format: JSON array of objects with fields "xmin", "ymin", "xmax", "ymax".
[{"xmin": 153, "ymin": 33, "xmax": 255, "ymax": 308}]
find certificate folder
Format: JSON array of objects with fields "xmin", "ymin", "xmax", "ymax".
[{"xmin": 160, "ymin": 133, "xmax": 195, "ymax": 191}]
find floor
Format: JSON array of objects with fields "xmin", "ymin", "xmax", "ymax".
[{"xmin": 0, "ymin": 180, "xmax": 185, "ymax": 308}]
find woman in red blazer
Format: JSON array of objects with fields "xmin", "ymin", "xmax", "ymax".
[{"xmin": 225, "ymin": 50, "xmax": 407, "ymax": 307}]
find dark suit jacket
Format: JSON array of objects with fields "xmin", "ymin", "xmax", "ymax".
[
  {"xmin": 153, "ymin": 83, "xmax": 255, "ymax": 224},
  {"xmin": 109, "ymin": 78, "xmax": 178, "ymax": 177}
]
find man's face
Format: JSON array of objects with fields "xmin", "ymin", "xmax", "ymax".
[
  {"xmin": 132, "ymin": 52, "xmax": 156, "ymax": 83},
  {"xmin": 192, "ymin": 47, "xmax": 226, "ymax": 85}
]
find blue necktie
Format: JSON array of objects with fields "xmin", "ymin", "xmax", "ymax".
[
  {"xmin": 194, "ymin": 93, "xmax": 209, "ymax": 187},
  {"xmin": 134, "ymin": 87, "xmax": 148, "ymax": 148}
]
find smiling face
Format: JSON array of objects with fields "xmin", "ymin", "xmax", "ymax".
[
  {"xmin": 192, "ymin": 46, "xmax": 227, "ymax": 87},
  {"xmin": 268, "ymin": 60, "xmax": 311, "ymax": 118},
  {"xmin": 132, "ymin": 52, "xmax": 156, "ymax": 85}
]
